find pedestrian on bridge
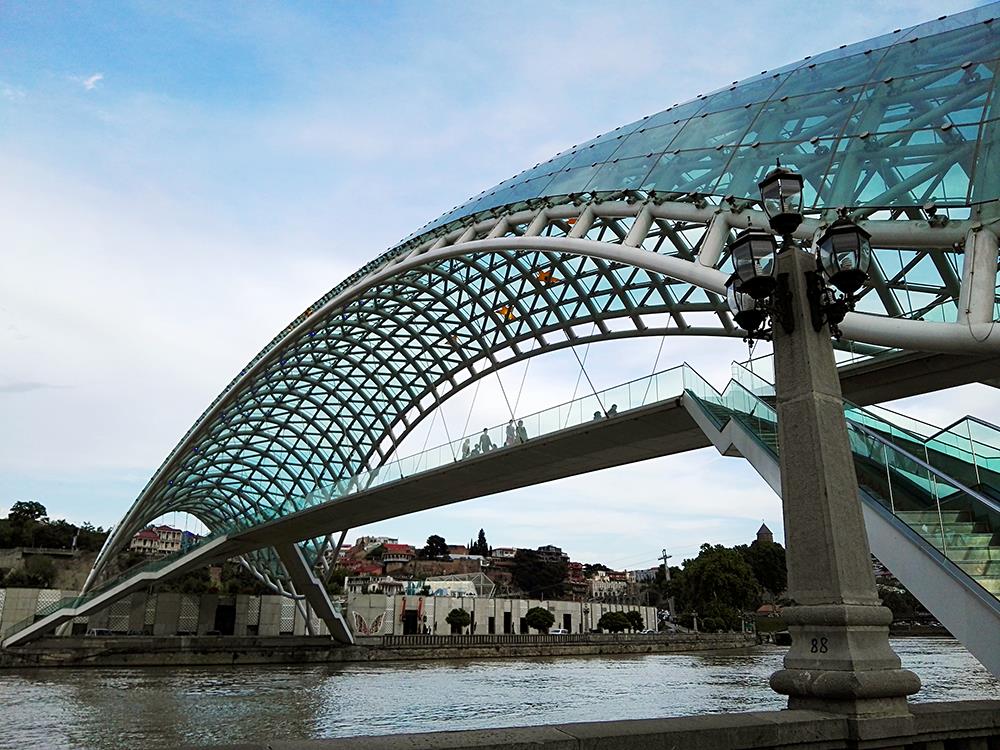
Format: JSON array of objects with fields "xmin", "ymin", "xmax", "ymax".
[
  {"xmin": 505, "ymin": 419, "xmax": 516, "ymax": 447},
  {"xmin": 478, "ymin": 428, "xmax": 494, "ymax": 453},
  {"xmin": 516, "ymin": 420, "xmax": 528, "ymax": 443}
]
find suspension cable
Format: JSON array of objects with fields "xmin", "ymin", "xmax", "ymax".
[
  {"xmin": 512, "ymin": 357, "xmax": 532, "ymax": 415},
  {"xmin": 641, "ymin": 334, "xmax": 667, "ymax": 404},
  {"xmin": 495, "ymin": 367, "xmax": 516, "ymax": 420},
  {"xmin": 460, "ymin": 373, "xmax": 484, "ymax": 439}
]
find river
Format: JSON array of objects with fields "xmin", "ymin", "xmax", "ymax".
[{"xmin": 0, "ymin": 639, "xmax": 995, "ymax": 749}]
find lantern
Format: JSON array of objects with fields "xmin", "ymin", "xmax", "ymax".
[
  {"xmin": 816, "ymin": 217, "xmax": 872, "ymax": 295},
  {"xmin": 758, "ymin": 163, "xmax": 804, "ymax": 236},
  {"xmin": 727, "ymin": 279, "xmax": 767, "ymax": 335},
  {"xmin": 729, "ymin": 227, "xmax": 778, "ymax": 300}
]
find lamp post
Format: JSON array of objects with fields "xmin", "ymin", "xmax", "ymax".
[{"xmin": 725, "ymin": 162, "xmax": 920, "ymax": 719}]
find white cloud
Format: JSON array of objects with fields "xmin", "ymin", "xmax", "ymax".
[{"xmin": 71, "ymin": 73, "xmax": 104, "ymax": 91}]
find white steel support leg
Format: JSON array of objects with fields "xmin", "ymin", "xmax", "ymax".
[
  {"xmin": 698, "ymin": 213, "xmax": 732, "ymax": 268},
  {"xmin": 567, "ymin": 205, "xmax": 596, "ymax": 238},
  {"xmin": 276, "ymin": 542, "xmax": 354, "ymax": 643},
  {"xmin": 624, "ymin": 204, "xmax": 654, "ymax": 247},
  {"xmin": 524, "ymin": 209, "xmax": 549, "ymax": 237},
  {"xmin": 958, "ymin": 226, "xmax": 998, "ymax": 325}
]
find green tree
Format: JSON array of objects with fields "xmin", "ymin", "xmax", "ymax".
[
  {"xmin": 671, "ymin": 544, "xmax": 761, "ymax": 619},
  {"xmin": 322, "ymin": 566, "xmax": 353, "ymax": 596},
  {"xmin": 512, "ymin": 549, "xmax": 567, "ymax": 598},
  {"xmin": 4, "ymin": 555, "xmax": 56, "ymax": 588},
  {"xmin": 446, "ymin": 607, "xmax": 471, "ymax": 633},
  {"xmin": 878, "ymin": 586, "xmax": 921, "ymax": 622},
  {"xmin": 525, "ymin": 606, "xmax": 555, "ymax": 633},
  {"xmin": 597, "ymin": 611, "xmax": 630, "ymax": 633},
  {"xmin": 8, "ymin": 501, "xmax": 47, "ymax": 523},
  {"xmin": 421, "ymin": 535, "xmax": 450, "ymax": 559},
  {"xmin": 737, "ymin": 540, "xmax": 787, "ymax": 597},
  {"xmin": 469, "ymin": 529, "xmax": 489, "ymax": 556},
  {"xmin": 625, "ymin": 610, "xmax": 645, "ymax": 632},
  {"xmin": 583, "ymin": 562, "xmax": 611, "ymax": 577}
]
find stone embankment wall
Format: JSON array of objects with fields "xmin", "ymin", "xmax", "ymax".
[
  {"xmin": 186, "ymin": 701, "xmax": 1000, "ymax": 750},
  {"xmin": 0, "ymin": 632, "xmax": 754, "ymax": 669}
]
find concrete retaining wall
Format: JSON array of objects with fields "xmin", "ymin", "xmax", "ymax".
[
  {"xmin": 0, "ymin": 588, "xmax": 328, "ymax": 639},
  {"xmin": 0, "ymin": 632, "xmax": 754, "ymax": 669},
  {"xmin": 185, "ymin": 701, "xmax": 1000, "ymax": 750}
]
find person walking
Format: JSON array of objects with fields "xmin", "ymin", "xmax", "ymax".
[
  {"xmin": 505, "ymin": 419, "xmax": 516, "ymax": 447},
  {"xmin": 461, "ymin": 438, "xmax": 471, "ymax": 459},
  {"xmin": 515, "ymin": 419, "xmax": 528, "ymax": 444},
  {"xmin": 478, "ymin": 428, "xmax": 494, "ymax": 453}
]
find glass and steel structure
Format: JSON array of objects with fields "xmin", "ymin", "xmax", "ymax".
[{"xmin": 88, "ymin": 5, "xmax": 1000, "ymax": 594}]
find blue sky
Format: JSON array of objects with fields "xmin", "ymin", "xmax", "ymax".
[{"xmin": 1, "ymin": 0, "xmax": 995, "ymax": 569}]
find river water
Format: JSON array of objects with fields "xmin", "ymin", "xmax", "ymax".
[{"xmin": 0, "ymin": 639, "xmax": 995, "ymax": 749}]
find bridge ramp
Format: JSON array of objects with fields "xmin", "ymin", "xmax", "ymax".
[{"xmin": 682, "ymin": 364, "xmax": 1000, "ymax": 678}]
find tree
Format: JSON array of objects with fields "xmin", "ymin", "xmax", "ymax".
[
  {"xmin": 597, "ymin": 611, "xmax": 630, "ymax": 633},
  {"xmin": 446, "ymin": 607, "xmax": 471, "ymax": 634},
  {"xmin": 512, "ymin": 549, "xmax": 567, "ymax": 598},
  {"xmin": 625, "ymin": 610, "xmax": 645, "ymax": 632},
  {"xmin": 670, "ymin": 544, "xmax": 761, "ymax": 620},
  {"xmin": 737, "ymin": 540, "xmax": 787, "ymax": 597},
  {"xmin": 4, "ymin": 555, "xmax": 56, "ymax": 588},
  {"xmin": 583, "ymin": 562, "xmax": 611, "ymax": 577},
  {"xmin": 469, "ymin": 529, "xmax": 489, "ymax": 556},
  {"xmin": 525, "ymin": 606, "xmax": 555, "ymax": 633},
  {"xmin": 421, "ymin": 534, "xmax": 450, "ymax": 559},
  {"xmin": 878, "ymin": 585, "xmax": 923, "ymax": 622},
  {"xmin": 8, "ymin": 501, "xmax": 47, "ymax": 523}
]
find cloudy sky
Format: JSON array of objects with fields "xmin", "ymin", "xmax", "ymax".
[{"xmin": 1, "ymin": 0, "xmax": 995, "ymax": 571}]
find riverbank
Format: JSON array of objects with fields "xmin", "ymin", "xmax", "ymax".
[{"xmin": 0, "ymin": 631, "xmax": 755, "ymax": 669}]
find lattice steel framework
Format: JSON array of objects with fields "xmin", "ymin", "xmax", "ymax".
[{"xmin": 90, "ymin": 6, "xmax": 1000, "ymax": 593}]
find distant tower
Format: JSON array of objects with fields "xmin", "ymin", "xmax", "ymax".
[{"xmin": 756, "ymin": 522, "xmax": 774, "ymax": 544}]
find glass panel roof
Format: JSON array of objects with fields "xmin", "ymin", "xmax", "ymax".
[{"xmin": 413, "ymin": 5, "xmax": 1000, "ymax": 239}]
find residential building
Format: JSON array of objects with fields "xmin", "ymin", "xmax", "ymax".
[
  {"xmin": 536, "ymin": 545, "xmax": 569, "ymax": 564},
  {"xmin": 129, "ymin": 529, "xmax": 160, "ymax": 555},
  {"xmin": 589, "ymin": 570, "xmax": 629, "ymax": 600},
  {"xmin": 379, "ymin": 543, "xmax": 416, "ymax": 565},
  {"xmin": 128, "ymin": 525, "xmax": 185, "ymax": 556}
]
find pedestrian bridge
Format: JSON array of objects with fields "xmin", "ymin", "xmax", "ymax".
[{"xmin": 4, "ymin": 359, "xmax": 999, "ymax": 679}]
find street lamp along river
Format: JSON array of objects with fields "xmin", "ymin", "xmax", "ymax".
[{"xmin": 726, "ymin": 161, "xmax": 922, "ymax": 719}]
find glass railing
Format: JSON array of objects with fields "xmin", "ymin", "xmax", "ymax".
[
  {"xmin": 729, "ymin": 361, "xmax": 1000, "ymax": 495},
  {"xmin": 683, "ymin": 365, "xmax": 1000, "ymax": 605},
  {"xmin": 288, "ymin": 365, "xmax": 686, "ymax": 519}
]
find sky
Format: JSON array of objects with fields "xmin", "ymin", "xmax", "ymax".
[{"xmin": 1, "ymin": 0, "xmax": 996, "ymax": 572}]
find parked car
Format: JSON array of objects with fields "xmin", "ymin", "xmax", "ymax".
[
  {"xmin": 640, "ymin": 629, "xmax": 656, "ymax": 634},
  {"xmin": 548, "ymin": 628, "xmax": 569, "ymax": 635}
]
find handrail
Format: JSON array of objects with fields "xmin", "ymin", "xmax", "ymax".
[{"xmin": 852, "ymin": 422, "xmax": 1000, "ymax": 517}]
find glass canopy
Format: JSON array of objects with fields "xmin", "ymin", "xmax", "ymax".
[{"xmin": 413, "ymin": 5, "xmax": 1000, "ymax": 238}]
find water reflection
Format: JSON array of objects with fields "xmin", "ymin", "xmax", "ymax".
[{"xmin": 0, "ymin": 639, "xmax": 995, "ymax": 750}]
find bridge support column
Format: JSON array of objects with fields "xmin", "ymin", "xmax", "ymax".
[
  {"xmin": 275, "ymin": 543, "xmax": 354, "ymax": 644},
  {"xmin": 768, "ymin": 242, "xmax": 920, "ymax": 718}
]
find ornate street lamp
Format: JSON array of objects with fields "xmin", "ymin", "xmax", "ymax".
[
  {"xmin": 816, "ymin": 216, "xmax": 872, "ymax": 297},
  {"xmin": 727, "ymin": 167, "xmax": 873, "ymax": 340},
  {"xmin": 728, "ymin": 160, "xmax": 920, "ymax": 715},
  {"xmin": 729, "ymin": 227, "xmax": 778, "ymax": 300},
  {"xmin": 726, "ymin": 280, "xmax": 768, "ymax": 337},
  {"xmin": 758, "ymin": 162, "xmax": 804, "ymax": 236}
]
